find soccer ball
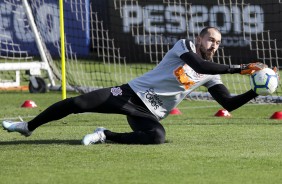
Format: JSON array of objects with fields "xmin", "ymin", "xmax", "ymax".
[{"xmin": 250, "ymin": 68, "xmax": 279, "ymax": 96}]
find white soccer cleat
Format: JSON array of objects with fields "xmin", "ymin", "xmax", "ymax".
[
  {"xmin": 2, "ymin": 120, "xmax": 32, "ymax": 137},
  {"xmin": 81, "ymin": 127, "xmax": 107, "ymax": 145}
]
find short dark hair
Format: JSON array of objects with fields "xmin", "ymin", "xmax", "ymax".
[{"xmin": 199, "ymin": 27, "xmax": 221, "ymax": 37}]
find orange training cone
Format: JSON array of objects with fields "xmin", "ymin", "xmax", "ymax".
[
  {"xmin": 214, "ymin": 109, "xmax": 231, "ymax": 117},
  {"xmin": 170, "ymin": 108, "xmax": 182, "ymax": 115},
  {"xmin": 21, "ymin": 100, "xmax": 37, "ymax": 108},
  {"xmin": 270, "ymin": 111, "xmax": 282, "ymax": 120}
]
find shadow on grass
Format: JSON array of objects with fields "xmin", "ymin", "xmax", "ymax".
[
  {"xmin": 0, "ymin": 139, "xmax": 81, "ymax": 145},
  {"xmin": 0, "ymin": 139, "xmax": 172, "ymax": 145}
]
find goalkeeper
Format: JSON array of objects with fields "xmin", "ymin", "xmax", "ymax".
[{"xmin": 2, "ymin": 27, "xmax": 268, "ymax": 145}]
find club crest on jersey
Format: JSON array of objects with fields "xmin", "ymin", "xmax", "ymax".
[{"xmin": 111, "ymin": 87, "xmax": 122, "ymax": 96}]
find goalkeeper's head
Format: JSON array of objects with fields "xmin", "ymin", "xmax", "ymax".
[{"xmin": 196, "ymin": 26, "xmax": 222, "ymax": 60}]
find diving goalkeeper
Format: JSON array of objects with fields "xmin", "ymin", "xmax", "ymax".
[{"xmin": 2, "ymin": 27, "xmax": 268, "ymax": 145}]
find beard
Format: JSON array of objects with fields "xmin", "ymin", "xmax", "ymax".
[{"xmin": 199, "ymin": 45, "xmax": 215, "ymax": 60}]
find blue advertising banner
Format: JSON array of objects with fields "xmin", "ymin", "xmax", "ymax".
[{"xmin": 0, "ymin": 0, "xmax": 90, "ymax": 57}]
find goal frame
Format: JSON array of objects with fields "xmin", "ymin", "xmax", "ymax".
[{"xmin": 0, "ymin": 0, "xmax": 56, "ymax": 92}]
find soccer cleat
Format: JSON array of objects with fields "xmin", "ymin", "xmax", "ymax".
[
  {"xmin": 2, "ymin": 120, "xmax": 32, "ymax": 137},
  {"xmin": 81, "ymin": 127, "xmax": 107, "ymax": 145}
]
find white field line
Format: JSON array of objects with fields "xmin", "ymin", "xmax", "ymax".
[{"xmin": 0, "ymin": 115, "xmax": 36, "ymax": 121}]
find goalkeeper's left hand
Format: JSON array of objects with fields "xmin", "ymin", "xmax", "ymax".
[{"xmin": 240, "ymin": 62, "xmax": 268, "ymax": 75}]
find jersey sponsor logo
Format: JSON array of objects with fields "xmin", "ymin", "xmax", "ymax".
[
  {"xmin": 145, "ymin": 88, "xmax": 163, "ymax": 110},
  {"xmin": 194, "ymin": 72, "xmax": 204, "ymax": 79},
  {"xmin": 174, "ymin": 65, "xmax": 196, "ymax": 90},
  {"xmin": 111, "ymin": 87, "xmax": 122, "ymax": 96}
]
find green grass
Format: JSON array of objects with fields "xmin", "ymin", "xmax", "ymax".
[{"xmin": 0, "ymin": 92, "xmax": 282, "ymax": 184}]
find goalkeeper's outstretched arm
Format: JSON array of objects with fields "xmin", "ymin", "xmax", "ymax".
[
  {"xmin": 208, "ymin": 84, "xmax": 258, "ymax": 112},
  {"xmin": 180, "ymin": 51, "xmax": 267, "ymax": 75}
]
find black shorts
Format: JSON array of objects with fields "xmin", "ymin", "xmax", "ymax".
[{"xmin": 73, "ymin": 84, "xmax": 162, "ymax": 131}]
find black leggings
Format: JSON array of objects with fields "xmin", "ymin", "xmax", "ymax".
[{"xmin": 27, "ymin": 84, "xmax": 166, "ymax": 144}]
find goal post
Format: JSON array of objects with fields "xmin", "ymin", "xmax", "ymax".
[
  {"xmin": 59, "ymin": 0, "xmax": 67, "ymax": 99},
  {"xmin": 22, "ymin": 0, "xmax": 57, "ymax": 88},
  {"xmin": 0, "ymin": 0, "xmax": 59, "ymax": 92},
  {"xmin": 0, "ymin": 0, "xmax": 281, "ymax": 103}
]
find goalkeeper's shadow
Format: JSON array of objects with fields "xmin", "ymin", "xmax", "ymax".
[{"xmin": 0, "ymin": 139, "xmax": 81, "ymax": 145}]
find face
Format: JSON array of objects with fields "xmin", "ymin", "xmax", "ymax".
[{"xmin": 196, "ymin": 29, "xmax": 221, "ymax": 60}]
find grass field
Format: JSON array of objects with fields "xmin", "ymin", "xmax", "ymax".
[{"xmin": 0, "ymin": 92, "xmax": 282, "ymax": 184}]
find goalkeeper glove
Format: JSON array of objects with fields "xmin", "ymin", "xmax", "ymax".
[
  {"xmin": 272, "ymin": 66, "xmax": 280, "ymax": 81},
  {"xmin": 273, "ymin": 66, "xmax": 278, "ymax": 73},
  {"xmin": 240, "ymin": 62, "xmax": 268, "ymax": 75}
]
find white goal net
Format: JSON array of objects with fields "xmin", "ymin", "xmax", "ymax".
[{"xmin": 0, "ymin": 0, "xmax": 281, "ymax": 102}]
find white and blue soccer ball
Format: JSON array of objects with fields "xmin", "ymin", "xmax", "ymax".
[{"xmin": 250, "ymin": 68, "xmax": 279, "ymax": 96}]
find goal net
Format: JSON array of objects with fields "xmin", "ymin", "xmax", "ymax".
[{"xmin": 0, "ymin": 0, "xmax": 281, "ymax": 102}]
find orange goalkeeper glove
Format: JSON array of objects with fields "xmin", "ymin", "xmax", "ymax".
[{"xmin": 240, "ymin": 62, "xmax": 268, "ymax": 75}]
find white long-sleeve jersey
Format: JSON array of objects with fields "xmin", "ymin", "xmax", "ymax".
[{"xmin": 128, "ymin": 39, "xmax": 223, "ymax": 120}]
